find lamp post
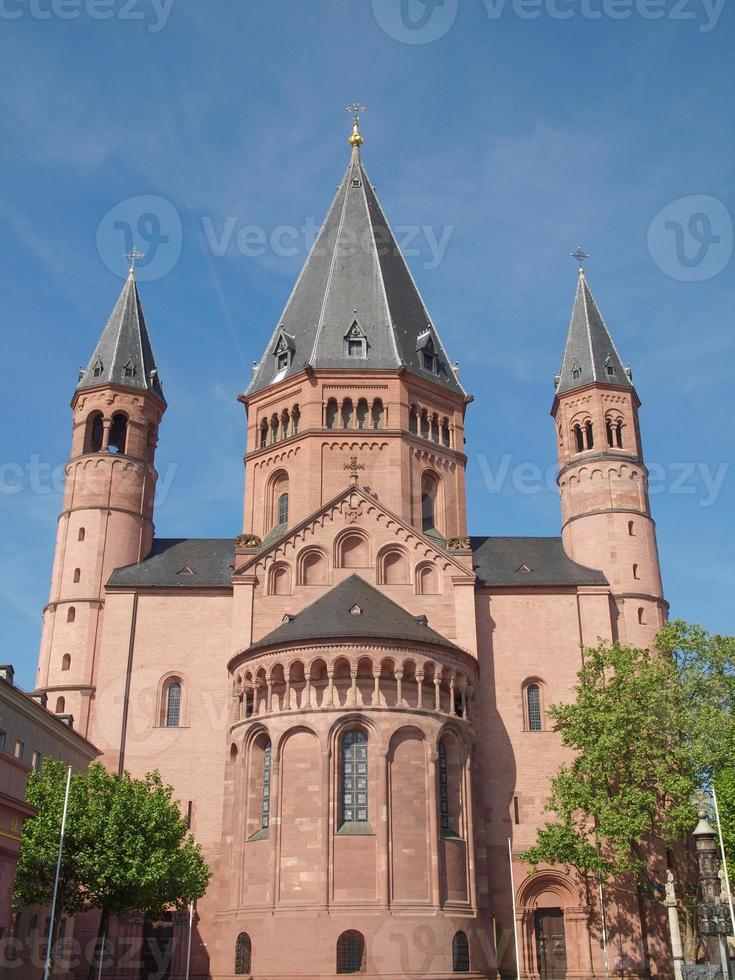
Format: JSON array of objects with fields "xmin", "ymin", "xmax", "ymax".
[{"xmin": 693, "ymin": 806, "xmax": 732, "ymax": 979}]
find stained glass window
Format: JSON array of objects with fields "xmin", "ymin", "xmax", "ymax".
[
  {"xmin": 235, "ymin": 932, "xmax": 252, "ymax": 974},
  {"xmin": 438, "ymin": 741, "xmax": 450, "ymax": 834},
  {"xmin": 166, "ymin": 682, "xmax": 181, "ymax": 727},
  {"xmin": 527, "ymin": 684, "xmax": 542, "ymax": 731},
  {"xmin": 261, "ymin": 741, "xmax": 271, "ymax": 829},
  {"xmin": 342, "ymin": 730, "xmax": 368, "ymax": 824},
  {"xmin": 337, "ymin": 930, "xmax": 365, "ymax": 974},
  {"xmin": 452, "ymin": 931, "xmax": 470, "ymax": 972}
]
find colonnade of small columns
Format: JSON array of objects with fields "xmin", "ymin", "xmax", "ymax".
[
  {"xmin": 230, "ymin": 654, "xmax": 476, "ymax": 723},
  {"xmin": 409, "ymin": 404, "xmax": 452, "ymax": 448},
  {"xmin": 324, "ymin": 396, "xmax": 385, "ymax": 430},
  {"xmin": 259, "ymin": 404, "xmax": 301, "ymax": 448}
]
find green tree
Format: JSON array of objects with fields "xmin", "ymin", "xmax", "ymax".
[
  {"xmin": 714, "ymin": 769, "xmax": 735, "ymax": 894},
  {"xmin": 521, "ymin": 639, "xmax": 697, "ymax": 882},
  {"xmin": 14, "ymin": 759, "xmax": 211, "ymax": 978}
]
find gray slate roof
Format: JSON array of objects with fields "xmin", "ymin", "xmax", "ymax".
[
  {"xmin": 107, "ymin": 538, "xmax": 233, "ymax": 588},
  {"xmin": 555, "ymin": 272, "xmax": 632, "ymax": 395},
  {"xmin": 104, "ymin": 536, "xmax": 607, "ymax": 591},
  {"xmin": 246, "ymin": 145, "xmax": 464, "ymax": 396},
  {"xmin": 471, "ymin": 536, "xmax": 607, "ymax": 587},
  {"xmin": 77, "ymin": 271, "xmax": 165, "ymax": 402},
  {"xmin": 248, "ymin": 574, "xmax": 463, "ymax": 653}
]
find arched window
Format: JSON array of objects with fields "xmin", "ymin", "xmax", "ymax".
[
  {"xmin": 438, "ymin": 741, "xmax": 450, "ymax": 835},
  {"xmin": 299, "ymin": 548, "xmax": 327, "ymax": 586},
  {"xmin": 269, "ymin": 563, "xmax": 291, "ymax": 596},
  {"xmin": 326, "ymin": 398, "xmax": 338, "ymax": 429},
  {"xmin": 84, "ymin": 412, "xmax": 104, "ymax": 453},
  {"xmin": 378, "ymin": 548, "xmax": 409, "ymax": 585},
  {"xmin": 336, "ymin": 930, "xmax": 365, "ymax": 974},
  {"xmin": 341, "ymin": 730, "xmax": 368, "ymax": 826},
  {"xmin": 67, "ymin": 607, "xmax": 76, "ymax": 623},
  {"xmin": 234, "ymin": 932, "xmax": 252, "ymax": 975},
  {"xmin": 441, "ymin": 418, "xmax": 450, "ymax": 447},
  {"xmin": 261, "ymin": 740, "xmax": 272, "ymax": 830},
  {"xmin": 338, "ymin": 532, "xmax": 370, "ymax": 569},
  {"xmin": 61, "ymin": 654, "xmax": 71, "ymax": 671},
  {"xmin": 55, "ymin": 697, "xmax": 65, "ymax": 714},
  {"xmin": 584, "ymin": 421, "xmax": 594, "ymax": 450},
  {"xmin": 421, "ymin": 471, "xmax": 440, "ymax": 533},
  {"xmin": 278, "ymin": 492, "xmax": 289, "ymax": 527},
  {"xmin": 291, "ymin": 404, "xmax": 300, "ymax": 435},
  {"xmin": 281, "ymin": 408, "xmax": 290, "ymax": 440},
  {"xmin": 409, "ymin": 406, "xmax": 418, "ymax": 434},
  {"xmin": 356, "ymin": 399, "xmax": 368, "ymax": 429},
  {"xmin": 165, "ymin": 681, "xmax": 182, "ymax": 727},
  {"xmin": 270, "ymin": 414, "xmax": 279, "ymax": 444},
  {"xmin": 341, "ymin": 398, "xmax": 354, "ymax": 429},
  {"xmin": 420, "ymin": 409, "xmax": 430, "ymax": 439},
  {"xmin": 416, "ymin": 563, "xmax": 439, "ymax": 595},
  {"xmin": 371, "ymin": 398, "xmax": 384, "ymax": 429},
  {"xmin": 73, "ymin": 568, "xmax": 81, "ymax": 584},
  {"xmin": 638, "ymin": 607, "xmax": 647, "ymax": 625},
  {"xmin": 573, "ymin": 425, "xmax": 584, "ymax": 453},
  {"xmin": 628, "ymin": 520, "xmax": 635, "ymax": 536},
  {"xmin": 526, "ymin": 683, "xmax": 542, "ymax": 731},
  {"xmin": 259, "ymin": 419, "xmax": 268, "ymax": 448},
  {"xmin": 606, "ymin": 418, "xmax": 615, "ymax": 447},
  {"xmin": 430, "ymin": 414, "xmax": 439, "ymax": 443},
  {"xmin": 78, "ymin": 527, "xmax": 86, "ymax": 542},
  {"xmin": 108, "ymin": 413, "xmax": 127, "ymax": 454},
  {"xmin": 452, "ymin": 931, "xmax": 470, "ymax": 972}
]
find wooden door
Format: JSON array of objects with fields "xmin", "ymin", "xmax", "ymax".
[{"xmin": 534, "ymin": 908, "xmax": 567, "ymax": 980}]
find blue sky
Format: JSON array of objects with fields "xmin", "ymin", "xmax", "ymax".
[{"xmin": 1, "ymin": 0, "xmax": 733, "ymax": 690}]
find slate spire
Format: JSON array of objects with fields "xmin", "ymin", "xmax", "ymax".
[
  {"xmin": 247, "ymin": 120, "xmax": 463, "ymax": 396},
  {"xmin": 76, "ymin": 266, "xmax": 165, "ymax": 403},
  {"xmin": 555, "ymin": 268, "xmax": 633, "ymax": 395}
]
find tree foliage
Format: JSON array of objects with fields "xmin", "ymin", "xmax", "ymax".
[
  {"xmin": 521, "ymin": 638, "xmax": 698, "ymax": 881},
  {"xmin": 14, "ymin": 759, "xmax": 211, "ymax": 960},
  {"xmin": 523, "ymin": 620, "xmax": 735, "ymax": 885}
]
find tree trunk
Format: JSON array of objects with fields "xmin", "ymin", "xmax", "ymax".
[
  {"xmin": 46, "ymin": 893, "xmax": 67, "ymax": 980},
  {"xmin": 87, "ymin": 906, "xmax": 111, "ymax": 980}
]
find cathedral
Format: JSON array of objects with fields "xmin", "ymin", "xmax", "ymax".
[{"xmin": 34, "ymin": 113, "xmax": 670, "ymax": 979}]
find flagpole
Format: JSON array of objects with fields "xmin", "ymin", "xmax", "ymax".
[
  {"xmin": 508, "ymin": 838, "xmax": 521, "ymax": 980},
  {"xmin": 599, "ymin": 879, "xmax": 611, "ymax": 980},
  {"xmin": 43, "ymin": 766, "xmax": 72, "ymax": 980},
  {"xmin": 184, "ymin": 903, "xmax": 194, "ymax": 980},
  {"xmin": 712, "ymin": 786, "xmax": 735, "ymax": 936}
]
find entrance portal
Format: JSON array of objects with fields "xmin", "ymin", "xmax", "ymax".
[{"xmin": 534, "ymin": 908, "xmax": 567, "ymax": 980}]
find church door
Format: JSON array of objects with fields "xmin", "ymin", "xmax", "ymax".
[
  {"xmin": 140, "ymin": 915, "xmax": 174, "ymax": 980},
  {"xmin": 534, "ymin": 909, "xmax": 567, "ymax": 980}
]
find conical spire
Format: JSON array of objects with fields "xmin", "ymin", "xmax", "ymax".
[
  {"xmin": 77, "ymin": 268, "xmax": 165, "ymax": 403},
  {"xmin": 555, "ymin": 269, "xmax": 632, "ymax": 395},
  {"xmin": 247, "ymin": 128, "xmax": 463, "ymax": 397}
]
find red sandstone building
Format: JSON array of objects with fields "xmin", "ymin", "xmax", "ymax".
[{"xmin": 32, "ymin": 116, "xmax": 670, "ymax": 979}]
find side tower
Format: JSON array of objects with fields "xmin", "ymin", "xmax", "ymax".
[
  {"xmin": 36, "ymin": 265, "xmax": 165, "ymax": 734},
  {"xmin": 552, "ymin": 264, "xmax": 666, "ymax": 645}
]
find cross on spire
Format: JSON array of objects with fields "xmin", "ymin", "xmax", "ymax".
[
  {"xmin": 126, "ymin": 246, "xmax": 145, "ymax": 276},
  {"xmin": 570, "ymin": 246, "xmax": 589, "ymax": 275},
  {"xmin": 344, "ymin": 456, "xmax": 365, "ymax": 484},
  {"xmin": 346, "ymin": 103, "xmax": 366, "ymax": 147}
]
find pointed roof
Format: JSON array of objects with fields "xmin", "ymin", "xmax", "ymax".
[
  {"xmin": 247, "ymin": 574, "xmax": 463, "ymax": 654},
  {"xmin": 76, "ymin": 270, "xmax": 165, "ymax": 403},
  {"xmin": 246, "ymin": 141, "xmax": 464, "ymax": 397},
  {"xmin": 555, "ymin": 270, "xmax": 633, "ymax": 395}
]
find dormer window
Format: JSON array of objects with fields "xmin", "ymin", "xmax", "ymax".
[
  {"xmin": 123, "ymin": 359, "xmax": 136, "ymax": 380},
  {"xmin": 272, "ymin": 330, "xmax": 295, "ymax": 375},
  {"xmin": 92, "ymin": 358, "xmax": 103, "ymax": 378},
  {"xmin": 571, "ymin": 359, "xmax": 581, "ymax": 381},
  {"xmin": 417, "ymin": 331, "xmax": 438, "ymax": 373},
  {"xmin": 344, "ymin": 321, "xmax": 367, "ymax": 359},
  {"xmin": 604, "ymin": 356, "xmax": 615, "ymax": 378}
]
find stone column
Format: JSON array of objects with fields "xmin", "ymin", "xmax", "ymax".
[
  {"xmin": 427, "ymin": 749, "xmax": 442, "ymax": 908},
  {"xmin": 416, "ymin": 672, "xmax": 424, "ymax": 709},
  {"xmin": 101, "ymin": 418, "xmax": 112, "ymax": 450},
  {"xmin": 395, "ymin": 669, "xmax": 403, "ymax": 707},
  {"xmin": 304, "ymin": 672, "xmax": 312, "ymax": 709},
  {"xmin": 350, "ymin": 669, "xmax": 358, "ymax": 706},
  {"xmin": 434, "ymin": 677, "xmax": 441, "ymax": 712},
  {"xmin": 377, "ymin": 748, "xmax": 390, "ymax": 908},
  {"xmin": 266, "ymin": 681, "xmax": 273, "ymax": 714},
  {"xmin": 327, "ymin": 669, "xmax": 334, "ymax": 707},
  {"xmin": 373, "ymin": 668, "xmax": 381, "ymax": 705},
  {"xmin": 449, "ymin": 675, "xmax": 456, "ymax": 716},
  {"xmin": 665, "ymin": 870, "xmax": 684, "ymax": 980}
]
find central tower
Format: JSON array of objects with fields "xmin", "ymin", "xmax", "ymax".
[
  {"xmin": 239, "ymin": 113, "xmax": 470, "ymax": 549},
  {"xmin": 218, "ymin": 115, "xmax": 488, "ymax": 980}
]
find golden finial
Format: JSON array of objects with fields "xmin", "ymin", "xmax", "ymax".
[{"xmin": 346, "ymin": 103, "xmax": 365, "ymax": 147}]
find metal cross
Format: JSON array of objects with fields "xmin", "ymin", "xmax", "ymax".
[
  {"xmin": 126, "ymin": 246, "xmax": 145, "ymax": 272},
  {"xmin": 570, "ymin": 246, "xmax": 589, "ymax": 265},
  {"xmin": 344, "ymin": 456, "xmax": 365, "ymax": 483},
  {"xmin": 346, "ymin": 103, "xmax": 366, "ymax": 125}
]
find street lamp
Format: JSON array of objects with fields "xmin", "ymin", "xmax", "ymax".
[{"xmin": 693, "ymin": 807, "xmax": 733, "ymax": 979}]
